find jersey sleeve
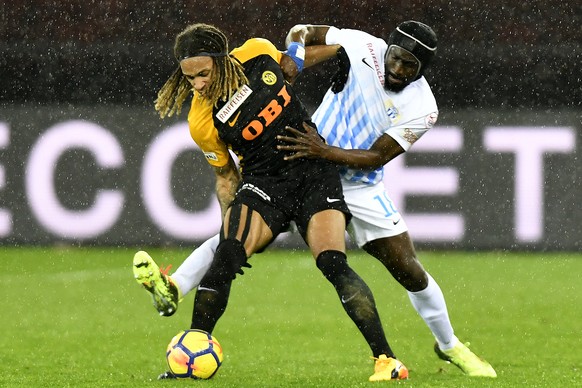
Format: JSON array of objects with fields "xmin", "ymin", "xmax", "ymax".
[
  {"xmin": 325, "ymin": 26, "xmax": 379, "ymax": 47},
  {"xmin": 324, "ymin": 26, "xmax": 342, "ymax": 44},
  {"xmin": 384, "ymin": 78, "xmax": 439, "ymax": 151},
  {"xmin": 187, "ymin": 98, "xmax": 231, "ymax": 167},
  {"xmin": 385, "ymin": 111, "xmax": 438, "ymax": 151},
  {"xmin": 230, "ymin": 38, "xmax": 283, "ymax": 64}
]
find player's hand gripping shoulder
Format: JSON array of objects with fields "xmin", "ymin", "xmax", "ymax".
[{"xmin": 277, "ymin": 122, "xmax": 330, "ymax": 161}]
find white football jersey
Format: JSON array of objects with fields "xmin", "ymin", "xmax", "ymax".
[{"xmin": 312, "ymin": 26, "xmax": 439, "ymax": 185}]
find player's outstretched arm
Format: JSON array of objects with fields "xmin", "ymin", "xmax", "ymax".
[{"xmin": 278, "ymin": 122, "xmax": 405, "ymax": 169}]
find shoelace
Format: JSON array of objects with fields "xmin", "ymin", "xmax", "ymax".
[{"xmin": 160, "ymin": 264, "xmax": 172, "ymax": 276}]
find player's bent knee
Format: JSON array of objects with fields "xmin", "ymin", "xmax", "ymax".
[
  {"xmin": 316, "ymin": 250, "xmax": 348, "ymax": 280},
  {"xmin": 202, "ymin": 239, "xmax": 247, "ymax": 287}
]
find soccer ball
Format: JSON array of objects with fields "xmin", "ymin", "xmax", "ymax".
[{"xmin": 166, "ymin": 329, "xmax": 224, "ymax": 379}]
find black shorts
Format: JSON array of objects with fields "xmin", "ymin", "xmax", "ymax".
[{"xmin": 230, "ymin": 159, "xmax": 351, "ymax": 241}]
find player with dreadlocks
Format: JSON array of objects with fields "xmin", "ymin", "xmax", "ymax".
[
  {"xmin": 155, "ymin": 24, "xmax": 249, "ymax": 118},
  {"xmin": 134, "ymin": 23, "xmax": 409, "ymax": 381}
]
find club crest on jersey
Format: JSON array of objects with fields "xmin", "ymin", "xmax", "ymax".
[
  {"xmin": 384, "ymin": 99, "xmax": 400, "ymax": 123},
  {"xmin": 386, "ymin": 107, "xmax": 398, "ymax": 120},
  {"xmin": 262, "ymin": 71, "xmax": 277, "ymax": 85},
  {"xmin": 216, "ymin": 84, "xmax": 253, "ymax": 123}
]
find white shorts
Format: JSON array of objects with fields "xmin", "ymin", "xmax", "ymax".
[{"xmin": 342, "ymin": 180, "xmax": 408, "ymax": 248}]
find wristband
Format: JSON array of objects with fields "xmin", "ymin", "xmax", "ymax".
[{"xmin": 285, "ymin": 42, "xmax": 305, "ymax": 72}]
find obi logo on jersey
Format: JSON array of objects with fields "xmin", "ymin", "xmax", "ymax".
[{"xmin": 242, "ymin": 84, "xmax": 291, "ymax": 141}]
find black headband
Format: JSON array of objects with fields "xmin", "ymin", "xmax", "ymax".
[
  {"xmin": 174, "ymin": 26, "xmax": 230, "ymax": 62},
  {"xmin": 178, "ymin": 51, "xmax": 228, "ymax": 61}
]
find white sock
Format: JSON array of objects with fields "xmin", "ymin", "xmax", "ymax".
[
  {"xmin": 407, "ymin": 272, "xmax": 457, "ymax": 350},
  {"xmin": 171, "ymin": 234, "xmax": 219, "ymax": 297}
]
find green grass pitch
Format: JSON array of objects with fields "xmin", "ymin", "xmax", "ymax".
[{"xmin": 1, "ymin": 247, "xmax": 580, "ymax": 387}]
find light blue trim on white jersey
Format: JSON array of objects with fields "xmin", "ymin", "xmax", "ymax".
[{"xmin": 312, "ymin": 27, "xmax": 438, "ymax": 185}]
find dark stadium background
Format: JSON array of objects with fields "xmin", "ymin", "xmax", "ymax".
[{"xmin": 2, "ymin": 0, "xmax": 580, "ymax": 110}]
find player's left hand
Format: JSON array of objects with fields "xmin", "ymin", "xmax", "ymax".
[{"xmin": 277, "ymin": 122, "xmax": 328, "ymax": 160}]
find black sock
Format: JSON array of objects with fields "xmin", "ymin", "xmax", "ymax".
[
  {"xmin": 317, "ymin": 250, "xmax": 395, "ymax": 358},
  {"xmin": 190, "ymin": 283, "xmax": 231, "ymax": 332},
  {"xmin": 190, "ymin": 239, "xmax": 247, "ymax": 332}
]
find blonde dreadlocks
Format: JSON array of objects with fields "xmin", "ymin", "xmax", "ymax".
[{"xmin": 155, "ymin": 23, "xmax": 249, "ymax": 118}]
